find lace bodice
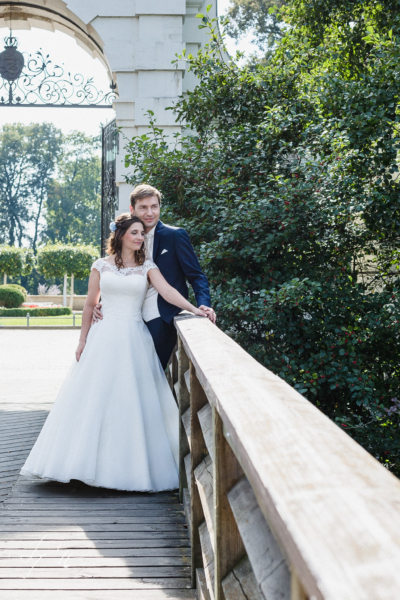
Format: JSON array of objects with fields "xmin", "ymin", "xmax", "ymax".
[
  {"xmin": 91, "ymin": 258, "xmax": 158, "ymax": 321},
  {"xmin": 92, "ymin": 258, "xmax": 157, "ymax": 278}
]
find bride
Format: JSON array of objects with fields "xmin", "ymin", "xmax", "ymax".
[{"xmin": 21, "ymin": 213, "xmax": 207, "ymax": 492}]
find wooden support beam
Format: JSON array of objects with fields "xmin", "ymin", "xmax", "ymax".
[
  {"xmin": 291, "ymin": 572, "xmax": 308, "ymax": 600},
  {"xmin": 190, "ymin": 363, "xmax": 209, "ymax": 587},
  {"xmin": 171, "ymin": 342, "xmax": 179, "ymax": 401},
  {"xmin": 213, "ymin": 408, "xmax": 245, "ymax": 600},
  {"xmin": 178, "ymin": 337, "xmax": 190, "ymax": 503}
]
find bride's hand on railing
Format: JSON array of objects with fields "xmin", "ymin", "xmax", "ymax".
[
  {"xmin": 199, "ymin": 305, "xmax": 216, "ymax": 324},
  {"xmin": 192, "ymin": 307, "xmax": 209, "ymax": 318},
  {"xmin": 75, "ymin": 340, "xmax": 86, "ymax": 362}
]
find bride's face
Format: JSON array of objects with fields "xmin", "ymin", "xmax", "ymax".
[{"xmin": 122, "ymin": 222, "xmax": 145, "ymax": 253}]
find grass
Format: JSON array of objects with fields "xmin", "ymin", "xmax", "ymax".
[{"xmin": 0, "ymin": 315, "xmax": 83, "ymax": 327}]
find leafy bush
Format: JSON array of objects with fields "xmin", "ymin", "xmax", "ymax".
[
  {"xmin": 0, "ymin": 246, "xmax": 35, "ymax": 278},
  {"xmin": 37, "ymin": 244, "xmax": 99, "ymax": 279},
  {"xmin": 0, "ymin": 285, "xmax": 25, "ymax": 308},
  {"xmin": 0, "ymin": 307, "xmax": 72, "ymax": 317},
  {"xmin": 124, "ymin": 6, "xmax": 400, "ymax": 472},
  {"xmin": 5, "ymin": 284, "xmax": 27, "ymax": 299}
]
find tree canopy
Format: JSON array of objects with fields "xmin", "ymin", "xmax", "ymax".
[
  {"xmin": 0, "ymin": 125, "xmax": 101, "ymax": 293},
  {"xmin": 224, "ymin": 0, "xmax": 286, "ymax": 55},
  {"xmin": 44, "ymin": 132, "xmax": 101, "ymax": 247},
  {"xmin": 124, "ymin": 2, "xmax": 400, "ymax": 472},
  {"xmin": 0, "ymin": 125, "xmax": 101, "ymax": 251}
]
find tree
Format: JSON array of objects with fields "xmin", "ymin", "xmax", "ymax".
[
  {"xmin": 224, "ymin": 0, "xmax": 286, "ymax": 54},
  {"xmin": 0, "ymin": 123, "xmax": 63, "ymax": 249},
  {"xmin": 37, "ymin": 243, "xmax": 99, "ymax": 305},
  {"xmin": 44, "ymin": 132, "xmax": 101, "ymax": 248},
  {"xmin": 0, "ymin": 245, "xmax": 35, "ymax": 284},
  {"xmin": 123, "ymin": 4, "xmax": 400, "ymax": 472}
]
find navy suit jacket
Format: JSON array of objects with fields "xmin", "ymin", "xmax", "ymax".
[{"xmin": 152, "ymin": 220, "xmax": 211, "ymax": 324}]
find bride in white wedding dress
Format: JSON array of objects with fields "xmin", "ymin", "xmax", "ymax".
[{"xmin": 21, "ymin": 214, "xmax": 207, "ymax": 492}]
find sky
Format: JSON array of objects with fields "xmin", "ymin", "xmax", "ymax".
[{"xmin": 0, "ymin": 2, "xmax": 256, "ymax": 137}]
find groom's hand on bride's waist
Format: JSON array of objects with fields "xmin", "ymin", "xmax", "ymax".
[
  {"xmin": 92, "ymin": 303, "xmax": 103, "ymax": 323},
  {"xmin": 199, "ymin": 306, "xmax": 216, "ymax": 324}
]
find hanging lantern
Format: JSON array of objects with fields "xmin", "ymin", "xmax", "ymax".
[{"xmin": 0, "ymin": 36, "xmax": 24, "ymax": 82}]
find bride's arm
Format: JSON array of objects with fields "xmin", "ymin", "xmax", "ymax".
[
  {"xmin": 148, "ymin": 268, "xmax": 208, "ymax": 318},
  {"xmin": 75, "ymin": 269, "xmax": 101, "ymax": 362}
]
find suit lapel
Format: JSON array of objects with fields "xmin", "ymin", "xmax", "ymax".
[{"xmin": 153, "ymin": 220, "xmax": 164, "ymax": 261}]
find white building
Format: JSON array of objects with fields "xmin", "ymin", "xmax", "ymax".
[{"xmin": 0, "ymin": 0, "xmax": 218, "ymax": 212}]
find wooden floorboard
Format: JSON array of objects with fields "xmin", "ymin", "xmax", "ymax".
[{"xmin": 0, "ymin": 330, "xmax": 196, "ymax": 599}]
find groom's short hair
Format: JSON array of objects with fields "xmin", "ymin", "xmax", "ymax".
[{"xmin": 130, "ymin": 184, "xmax": 162, "ymax": 207}]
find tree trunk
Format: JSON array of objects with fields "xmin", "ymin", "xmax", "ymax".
[
  {"xmin": 3, "ymin": 273, "xmax": 6, "ymax": 285},
  {"xmin": 63, "ymin": 272, "xmax": 68, "ymax": 307},
  {"xmin": 69, "ymin": 274, "xmax": 74, "ymax": 310}
]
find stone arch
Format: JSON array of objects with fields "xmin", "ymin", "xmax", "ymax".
[
  {"xmin": 0, "ymin": 1, "xmax": 112, "ymax": 77},
  {"xmin": 0, "ymin": 0, "xmax": 218, "ymax": 211}
]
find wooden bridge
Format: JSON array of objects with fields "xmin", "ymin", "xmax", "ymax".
[{"xmin": 2, "ymin": 319, "xmax": 400, "ymax": 600}]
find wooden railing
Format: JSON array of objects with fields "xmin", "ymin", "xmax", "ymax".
[{"xmin": 166, "ymin": 314, "xmax": 400, "ymax": 600}]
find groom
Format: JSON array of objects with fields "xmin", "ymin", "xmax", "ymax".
[{"xmin": 93, "ymin": 184, "xmax": 215, "ymax": 369}]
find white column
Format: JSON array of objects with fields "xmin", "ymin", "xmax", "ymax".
[
  {"xmin": 63, "ymin": 273, "xmax": 68, "ymax": 308},
  {"xmin": 69, "ymin": 274, "xmax": 74, "ymax": 310}
]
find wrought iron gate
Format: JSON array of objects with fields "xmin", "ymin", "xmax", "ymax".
[{"xmin": 101, "ymin": 119, "xmax": 119, "ymax": 255}]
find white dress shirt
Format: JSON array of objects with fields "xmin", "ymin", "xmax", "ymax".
[{"xmin": 142, "ymin": 226, "xmax": 161, "ymax": 323}]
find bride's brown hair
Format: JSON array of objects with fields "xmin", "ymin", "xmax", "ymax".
[{"xmin": 105, "ymin": 214, "xmax": 146, "ymax": 270}]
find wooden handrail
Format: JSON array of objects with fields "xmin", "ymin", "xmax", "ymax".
[{"xmin": 168, "ymin": 313, "xmax": 400, "ymax": 600}]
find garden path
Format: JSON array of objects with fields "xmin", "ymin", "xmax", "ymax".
[{"xmin": 0, "ymin": 330, "xmax": 194, "ymax": 600}]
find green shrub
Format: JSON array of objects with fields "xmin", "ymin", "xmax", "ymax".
[
  {"xmin": 0, "ymin": 285, "xmax": 25, "ymax": 308},
  {"xmin": 124, "ymin": 7, "xmax": 400, "ymax": 473},
  {"xmin": 0, "ymin": 307, "xmax": 72, "ymax": 317},
  {"xmin": 37, "ymin": 244, "xmax": 99, "ymax": 279},
  {"xmin": 5, "ymin": 284, "xmax": 27, "ymax": 299}
]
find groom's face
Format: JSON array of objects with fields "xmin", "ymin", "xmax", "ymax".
[{"xmin": 130, "ymin": 195, "xmax": 160, "ymax": 232}]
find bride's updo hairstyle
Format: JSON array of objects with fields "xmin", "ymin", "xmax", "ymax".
[{"xmin": 106, "ymin": 214, "xmax": 146, "ymax": 270}]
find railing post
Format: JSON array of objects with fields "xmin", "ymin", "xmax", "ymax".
[
  {"xmin": 178, "ymin": 336, "xmax": 190, "ymax": 503},
  {"xmin": 26, "ymin": 313, "xmax": 30, "ymax": 327},
  {"xmin": 190, "ymin": 362, "xmax": 208, "ymax": 588},
  {"xmin": 213, "ymin": 407, "xmax": 245, "ymax": 600},
  {"xmin": 73, "ymin": 313, "xmax": 76, "ymax": 327}
]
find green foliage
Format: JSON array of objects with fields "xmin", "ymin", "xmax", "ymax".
[
  {"xmin": 0, "ymin": 123, "xmax": 63, "ymax": 248},
  {"xmin": 44, "ymin": 132, "xmax": 101, "ymax": 248},
  {"xmin": 224, "ymin": 0, "xmax": 286, "ymax": 53},
  {"xmin": 0, "ymin": 306, "xmax": 71, "ymax": 317},
  {"xmin": 125, "ymin": 4, "xmax": 400, "ymax": 472},
  {"xmin": 0, "ymin": 245, "xmax": 35, "ymax": 278},
  {"xmin": 37, "ymin": 244, "xmax": 99, "ymax": 279},
  {"xmin": 0, "ymin": 285, "xmax": 25, "ymax": 308},
  {"xmin": 6, "ymin": 284, "xmax": 27, "ymax": 299}
]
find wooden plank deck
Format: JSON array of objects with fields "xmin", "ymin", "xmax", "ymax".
[{"xmin": 0, "ymin": 331, "xmax": 196, "ymax": 600}]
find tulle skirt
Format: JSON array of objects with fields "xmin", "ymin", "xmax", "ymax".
[{"xmin": 21, "ymin": 316, "xmax": 179, "ymax": 492}]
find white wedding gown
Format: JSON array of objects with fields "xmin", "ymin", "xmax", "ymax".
[{"xmin": 21, "ymin": 258, "xmax": 179, "ymax": 492}]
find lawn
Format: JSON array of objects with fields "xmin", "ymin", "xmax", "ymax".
[{"xmin": 0, "ymin": 315, "xmax": 83, "ymax": 327}]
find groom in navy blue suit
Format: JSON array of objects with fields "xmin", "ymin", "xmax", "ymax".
[{"xmin": 94, "ymin": 184, "xmax": 215, "ymax": 369}]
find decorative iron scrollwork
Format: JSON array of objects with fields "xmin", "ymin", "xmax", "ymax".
[{"xmin": 0, "ymin": 35, "xmax": 117, "ymax": 107}]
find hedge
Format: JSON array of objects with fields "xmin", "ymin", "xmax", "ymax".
[
  {"xmin": 5, "ymin": 284, "xmax": 28, "ymax": 299},
  {"xmin": 0, "ymin": 307, "xmax": 72, "ymax": 317},
  {"xmin": 0, "ymin": 286, "xmax": 25, "ymax": 308}
]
